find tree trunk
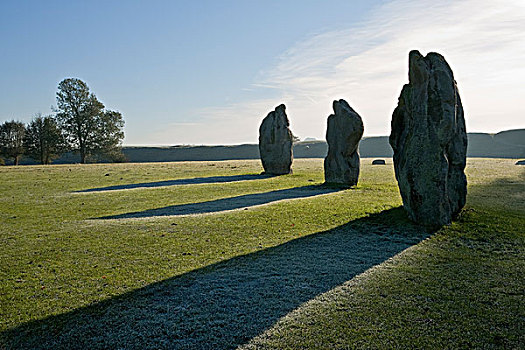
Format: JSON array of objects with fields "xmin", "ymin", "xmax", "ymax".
[
  {"xmin": 14, "ymin": 155, "xmax": 19, "ymax": 166},
  {"xmin": 40, "ymin": 138, "xmax": 45, "ymax": 165},
  {"xmin": 79, "ymin": 137, "xmax": 86, "ymax": 164}
]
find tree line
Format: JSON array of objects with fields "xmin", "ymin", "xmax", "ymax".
[{"xmin": 0, "ymin": 78, "xmax": 125, "ymax": 165}]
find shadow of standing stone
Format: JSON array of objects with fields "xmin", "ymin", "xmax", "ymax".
[
  {"xmin": 324, "ymin": 99, "xmax": 364, "ymax": 186},
  {"xmin": 259, "ymin": 104, "xmax": 293, "ymax": 175},
  {"xmin": 98, "ymin": 185, "xmax": 341, "ymax": 219},
  {"xmin": 390, "ymin": 50, "xmax": 467, "ymax": 228},
  {"xmin": 1, "ymin": 208, "xmax": 428, "ymax": 350}
]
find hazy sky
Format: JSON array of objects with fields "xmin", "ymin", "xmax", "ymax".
[{"xmin": 1, "ymin": 0, "xmax": 524, "ymax": 145}]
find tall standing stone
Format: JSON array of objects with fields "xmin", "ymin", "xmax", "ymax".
[
  {"xmin": 324, "ymin": 99, "xmax": 364, "ymax": 186},
  {"xmin": 390, "ymin": 50, "xmax": 467, "ymax": 227},
  {"xmin": 259, "ymin": 104, "xmax": 293, "ymax": 175}
]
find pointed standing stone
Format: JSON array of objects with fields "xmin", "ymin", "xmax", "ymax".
[
  {"xmin": 390, "ymin": 50, "xmax": 467, "ymax": 227},
  {"xmin": 324, "ymin": 99, "xmax": 364, "ymax": 186},
  {"xmin": 259, "ymin": 104, "xmax": 293, "ymax": 175}
]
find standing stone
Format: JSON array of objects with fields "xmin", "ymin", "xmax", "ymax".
[
  {"xmin": 324, "ymin": 99, "xmax": 364, "ymax": 186},
  {"xmin": 390, "ymin": 50, "xmax": 467, "ymax": 227},
  {"xmin": 259, "ymin": 104, "xmax": 293, "ymax": 175}
]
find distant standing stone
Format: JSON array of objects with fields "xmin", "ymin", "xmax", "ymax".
[
  {"xmin": 516, "ymin": 160, "xmax": 525, "ymax": 165},
  {"xmin": 372, "ymin": 159, "xmax": 386, "ymax": 165},
  {"xmin": 324, "ymin": 99, "xmax": 364, "ymax": 186},
  {"xmin": 259, "ymin": 104, "xmax": 293, "ymax": 175},
  {"xmin": 390, "ymin": 50, "xmax": 467, "ymax": 227}
]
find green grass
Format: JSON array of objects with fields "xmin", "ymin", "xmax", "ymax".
[
  {"xmin": 242, "ymin": 210, "xmax": 524, "ymax": 349},
  {"xmin": 242, "ymin": 160, "xmax": 525, "ymax": 349},
  {"xmin": 0, "ymin": 158, "xmax": 523, "ymax": 348}
]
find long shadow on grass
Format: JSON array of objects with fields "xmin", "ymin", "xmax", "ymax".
[
  {"xmin": 1, "ymin": 208, "xmax": 430, "ymax": 350},
  {"xmin": 99, "ymin": 185, "xmax": 341, "ymax": 219},
  {"xmin": 77, "ymin": 174, "xmax": 276, "ymax": 193}
]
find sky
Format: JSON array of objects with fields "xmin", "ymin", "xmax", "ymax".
[{"xmin": 1, "ymin": 0, "xmax": 524, "ymax": 145}]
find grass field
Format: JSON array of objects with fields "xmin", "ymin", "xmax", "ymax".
[{"xmin": 0, "ymin": 158, "xmax": 523, "ymax": 349}]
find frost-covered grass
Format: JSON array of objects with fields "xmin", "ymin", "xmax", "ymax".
[
  {"xmin": 242, "ymin": 160, "xmax": 525, "ymax": 349},
  {"xmin": 0, "ymin": 158, "xmax": 523, "ymax": 348}
]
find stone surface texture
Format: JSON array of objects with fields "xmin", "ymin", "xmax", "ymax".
[
  {"xmin": 390, "ymin": 50, "xmax": 467, "ymax": 227},
  {"xmin": 259, "ymin": 104, "xmax": 293, "ymax": 175},
  {"xmin": 324, "ymin": 99, "xmax": 364, "ymax": 186}
]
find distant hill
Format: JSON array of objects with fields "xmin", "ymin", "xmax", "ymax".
[
  {"xmin": 493, "ymin": 129, "xmax": 525, "ymax": 146},
  {"xmin": 12, "ymin": 129, "xmax": 525, "ymax": 165},
  {"xmin": 467, "ymin": 132, "xmax": 525, "ymax": 158},
  {"xmin": 118, "ymin": 130, "xmax": 524, "ymax": 163}
]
